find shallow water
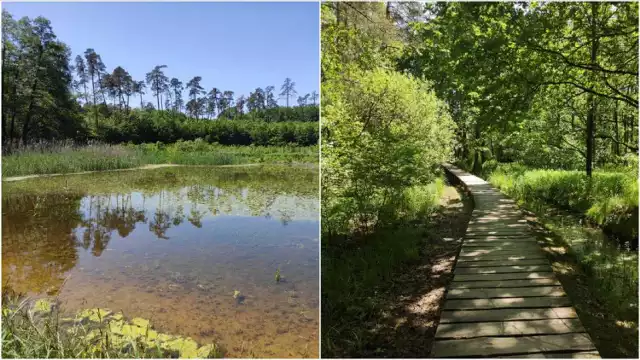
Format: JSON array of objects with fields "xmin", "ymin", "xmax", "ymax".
[{"xmin": 2, "ymin": 165, "xmax": 319, "ymax": 358}]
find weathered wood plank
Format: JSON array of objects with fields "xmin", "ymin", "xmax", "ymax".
[
  {"xmin": 435, "ymin": 318, "xmax": 585, "ymax": 339},
  {"xmin": 440, "ymin": 307, "xmax": 578, "ymax": 323},
  {"xmin": 449, "ymin": 278, "xmax": 561, "ymax": 289},
  {"xmin": 431, "ymin": 333, "xmax": 596, "ymax": 357},
  {"xmin": 459, "ymin": 249, "xmax": 545, "ymax": 258},
  {"xmin": 439, "ymin": 164, "xmax": 599, "ymax": 358},
  {"xmin": 499, "ymin": 350, "xmax": 601, "ymax": 358},
  {"xmin": 455, "ymin": 265, "xmax": 553, "ymax": 275},
  {"xmin": 454, "ymin": 272, "xmax": 556, "ymax": 281},
  {"xmin": 457, "ymin": 254, "xmax": 547, "ymax": 262},
  {"xmin": 457, "ymin": 259, "xmax": 549, "ymax": 267},
  {"xmin": 443, "ymin": 296, "xmax": 572, "ymax": 310},
  {"xmin": 464, "ymin": 237, "xmax": 540, "ymax": 244},
  {"xmin": 462, "ymin": 241, "xmax": 540, "ymax": 248},
  {"xmin": 447, "ymin": 286, "xmax": 566, "ymax": 299}
]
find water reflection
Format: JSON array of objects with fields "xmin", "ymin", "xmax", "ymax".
[{"xmin": 2, "ymin": 166, "xmax": 319, "ymax": 357}]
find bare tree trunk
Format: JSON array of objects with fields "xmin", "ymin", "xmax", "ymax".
[
  {"xmin": 22, "ymin": 46, "xmax": 45, "ymax": 146},
  {"xmin": 613, "ymin": 101, "xmax": 620, "ymax": 156},
  {"xmin": 585, "ymin": 2, "xmax": 599, "ymax": 177}
]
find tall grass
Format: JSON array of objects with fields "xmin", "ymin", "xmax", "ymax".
[
  {"xmin": 2, "ymin": 140, "xmax": 318, "ymax": 177},
  {"xmin": 485, "ymin": 162, "xmax": 638, "ymax": 248}
]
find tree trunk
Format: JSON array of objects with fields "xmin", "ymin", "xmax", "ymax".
[
  {"xmin": 585, "ymin": 2, "xmax": 599, "ymax": 177},
  {"xmin": 613, "ymin": 101, "xmax": 620, "ymax": 156},
  {"xmin": 140, "ymin": 94, "xmax": 143, "ymax": 109},
  {"xmin": 90, "ymin": 74, "xmax": 98, "ymax": 129},
  {"xmin": 22, "ymin": 45, "xmax": 45, "ymax": 146},
  {"xmin": 472, "ymin": 123, "xmax": 482, "ymax": 174},
  {"xmin": 96, "ymin": 71, "xmax": 107, "ymax": 107}
]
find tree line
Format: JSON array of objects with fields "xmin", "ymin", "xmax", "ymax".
[{"xmin": 1, "ymin": 9, "xmax": 318, "ymax": 148}]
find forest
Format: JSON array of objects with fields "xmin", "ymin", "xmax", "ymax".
[
  {"xmin": 321, "ymin": 2, "xmax": 637, "ymax": 358},
  {"xmin": 1, "ymin": 9, "xmax": 319, "ymax": 150}
]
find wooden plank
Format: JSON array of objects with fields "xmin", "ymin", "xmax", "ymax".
[
  {"xmin": 440, "ymin": 307, "xmax": 578, "ymax": 323},
  {"xmin": 454, "ymin": 272, "xmax": 556, "ymax": 281},
  {"xmin": 435, "ymin": 318, "xmax": 585, "ymax": 339},
  {"xmin": 459, "ymin": 249, "xmax": 545, "ymax": 258},
  {"xmin": 466, "ymin": 231, "xmax": 530, "ymax": 237},
  {"xmin": 455, "ymin": 265, "xmax": 552, "ymax": 275},
  {"xmin": 457, "ymin": 259, "xmax": 549, "ymax": 267},
  {"xmin": 431, "ymin": 333, "xmax": 596, "ymax": 357},
  {"xmin": 499, "ymin": 350, "xmax": 601, "ymax": 358},
  {"xmin": 462, "ymin": 241, "xmax": 540, "ymax": 248},
  {"xmin": 443, "ymin": 297, "xmax": 572, "ymax": 310},
  {"xmin": 458, "ymin": 254, "xmax": 547, "ymax": 262},
  {"xmin": 460, "ymin": 244, "xmax": 542, "ymax": 252},
  {"xmin": 450, "ymin": 279, "xmax": 561, "ymax": 289},
  {"xmin": 467, "ymin": 224, "xmax": 529, "ymax": 230},
  {"xmin": 447, "ymin": 286, "xmax": 566, "ymax": 299},
  {"xmin": 464, "ymin": 238, "xmax": 539, "ymax": 244}
]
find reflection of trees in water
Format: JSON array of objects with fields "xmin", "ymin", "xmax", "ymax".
[
  {"xmin": 2, "ymin": 194, "xmax": 83, "ymax": 295},
  {"xmin": 2, "ymin": 169, "xmax": 317, "ymax": 296}
]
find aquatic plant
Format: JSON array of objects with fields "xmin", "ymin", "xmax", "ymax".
[
  {"xmin": 275, "ymin": 267, "xmax": 281, "ymax": 283},
  {"xmin": 1, "ymin": 296, "xmax": 224, "ymax": 358}
]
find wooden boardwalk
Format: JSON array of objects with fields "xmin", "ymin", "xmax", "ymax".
[{"xmin": 431, "ymin": 164, "xmax": 599, "ymax": 358}]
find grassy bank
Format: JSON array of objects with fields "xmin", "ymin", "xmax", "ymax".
[
  {"xmin": 2, "ymin": 140, "xmax": 318, "ymax": 177},
  {"xmin": 322, "ymin": 179, "xmax": 453, "ymax": 356},
  {"xmin": 2, "ymin": 295, "xmax": 222, "ymax": 358}
]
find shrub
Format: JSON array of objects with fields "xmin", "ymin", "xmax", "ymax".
[{"xmin": 322, "ymin": 69, "xmax": 455, "ymax": 236}]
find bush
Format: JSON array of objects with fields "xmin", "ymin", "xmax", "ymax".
[{"xmin": 322, "ymin": 69, "xmax": 455, "ymax": 236}]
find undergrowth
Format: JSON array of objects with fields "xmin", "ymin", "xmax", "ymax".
[{"xmin": 322, "ymin": 178, "xmax": 445, "ymax": 356}]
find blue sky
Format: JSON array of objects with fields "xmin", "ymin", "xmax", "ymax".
[{"xmin": 3, "ymin": 2, "xmax": 319, "ymax": 107}]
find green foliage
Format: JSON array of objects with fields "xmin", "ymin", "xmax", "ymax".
[
  {"xmin": 401, "ymin": 2, "xmax": 638, "ymax": 176},
  {"xmin": 94, "ymin": 109, "xmax": 318, "ymax": 146},
  {"xmin": 322, "ymin": 68, "xmax": 454, "ymax": 236},
  {"xmin": 485, "ymin": 163, "xmax": 638, "ymax": 247}
]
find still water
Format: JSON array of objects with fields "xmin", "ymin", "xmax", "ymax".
[{"xmin": 2, "ymin": 165, "xmax": 319, "ymax": 358}]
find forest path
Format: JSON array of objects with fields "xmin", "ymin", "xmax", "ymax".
[{"xmin": 431, "ymin": 164, "xmax": 600, "ymax": 358}]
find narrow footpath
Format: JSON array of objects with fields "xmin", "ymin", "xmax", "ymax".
[{"xmin": 431, "ymin": 164, "xmax": 600, "ymax": 358}]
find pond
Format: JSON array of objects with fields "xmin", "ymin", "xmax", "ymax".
[{"xmin": 2, "ymin": 165, "xmax": 319, "ymax": 358}]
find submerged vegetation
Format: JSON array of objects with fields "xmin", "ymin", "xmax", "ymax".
[{"xmin": 2, "ymin": 295, "xmax": 222, "ymax": 358}]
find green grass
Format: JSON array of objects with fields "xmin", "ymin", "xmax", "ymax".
[
  {"xmin": 483, "ymin": 162, "xmax": 638, "ymax": 247},
  {"xmin": 2, "ymin": 140, "xmax": 318, "ymax": 177},
  {"xmin": 2, "ymin": 294, "xmax": 223, "ymax": 358},
  {"xmin": 321, "ymin": 179, "xmax": 445, "ymax": 356}
]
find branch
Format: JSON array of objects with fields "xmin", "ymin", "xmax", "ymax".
[
  {"xmin": 536, "ymin": 80, "xmax": 638, "ymax": 108},
  {"xmin": 526, "ymin": 40, "xmax": 639, "ymax": 77},
  {"xmin": 595, "ymin": 133, "xmax": 639, "ymax": 152}
]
